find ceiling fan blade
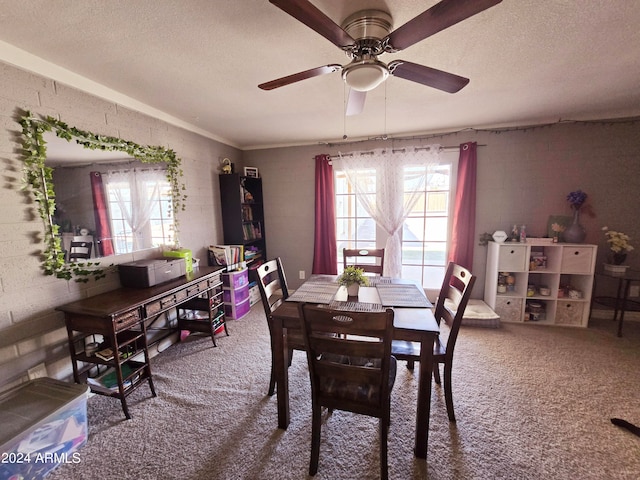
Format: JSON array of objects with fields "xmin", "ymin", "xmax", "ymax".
[
  {"xmin": 269, "ymin": 0, "xmax": 355, "ymax": 48},
  {"xmin": 389, "ymin": 60, "xmax": 469, "ymax": 93},
  {"xmin": 385, "ymin": 0, "xmax": 502, "ymax": 51},
  {"xmin": 259, "ymin": 64, "xmax": 341, "ymax": 90},
  {"xmin": 346, "ymin": 89, "xmax": 366, "ymax": 116}
]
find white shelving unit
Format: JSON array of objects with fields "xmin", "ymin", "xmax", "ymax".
[{"xmin": 484, "ymin": 240, "xmax": 597, "ymax": 327}]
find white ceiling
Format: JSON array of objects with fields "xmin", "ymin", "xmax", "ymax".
[{"xmin": 1, "ymin": 1, "xmax": 639, "ymax": 150}]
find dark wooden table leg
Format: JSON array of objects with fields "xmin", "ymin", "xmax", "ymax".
[
  {"xmin": 617, "ymin": 279, "xmax": 631, "ymax": 337},
  {"xmin": 613, "ymin": 277, "xmax": 624, "ymax": 322},
  {"xmin": 414, "ymin": 333, "xmax": 435, "ymax": 459},
  {"xmin": 272, "ymin": 317, "xmax": 290, "ymax": 429}
]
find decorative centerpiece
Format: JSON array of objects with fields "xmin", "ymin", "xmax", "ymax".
[
  {"xmin": 563, "ymin": 189, "xmax": 588, "ymax": 243},
  {"xmin": 602, "ymin": 226, "xmax": 633, "ymax": 273},
  {"xmin": 338, "ymin": 266, "xmax": 369, "ymax": 297}
]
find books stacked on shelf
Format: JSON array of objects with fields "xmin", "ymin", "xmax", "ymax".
[
  {"xmin": 241, "ymin": 205, "xmax": 254, "ymax": 221},
  {"xmin": 242, "ymin": 223, "xmax": 262, "ymax": 241},
  {"xmin": 244, "ymin": 246, "xmax": 261, "ymax": 261},
  {"xmin": 208, "ymin": 244, "xmax": 247, "ymax": 272}
]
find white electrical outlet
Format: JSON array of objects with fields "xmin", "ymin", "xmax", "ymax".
[
  {"xmin": 299, "ymin": 270, "xmax": 306, "ymax": 280},
  {"xmin": 27, "ymin": 363, "xmax": 48, "ymax": 380},
  {"xmin": 629, "ymin": 285, "xmax": 640, "ymax": 297}
]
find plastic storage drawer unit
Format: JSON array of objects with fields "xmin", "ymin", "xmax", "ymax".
[
  {"xmin": 223, "ymin": 283, "xmax": 250, "ymax": 304},
  {"xmin": 0, "ymin": 378, "xmax": 89, "ymax": 480},
  {"xmin": 222, "ymin": 268, "xmax": 249, "ymax": 289},
  {"xmin": 224, "ymin": 298, "xmax": 251, "ymax": 320}
]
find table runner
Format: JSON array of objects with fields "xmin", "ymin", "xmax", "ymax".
[
  {"xmin": 375, "ymin": 283, "xmax": 431, "ymax": 308},
  {"xmin": 286, "ymin": 277, "xmax": 340, "ymax": 304}
]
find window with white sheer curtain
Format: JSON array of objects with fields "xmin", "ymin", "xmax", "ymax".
[
  {"xmin": 333, "ymin": 146, "xmax": 456, "ymax": 288},
  {"xmin": 104, "ymin": 168, "xmax": 174, "ymax": 254}
]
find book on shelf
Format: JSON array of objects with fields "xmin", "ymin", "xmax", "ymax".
[
  {"xmin": 87, "ymin": 362, "xmax": 139, "ymax": 393},
  {"xmin": 209, "ymin": 244, "xmax": 244, "ymax": 266},
  {"xmin": 244, "ymin": 248, "xmax": 260, "ymax": 260},
  {"xmin": 95, "ymin": 347, "xmax": 114, "ymax": 361},
  {"xmin": 242, "ymin": 223, "xmax": 262, "ymax": 241},
  {"xmin": 94, "ymin": 346, "xmax": 133, "ymax": 361},
  {"xmin": 242, "ymin": 205, "xmax": 254, "ymax": 221}
]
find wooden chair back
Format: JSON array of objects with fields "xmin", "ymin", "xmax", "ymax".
[
  {"xmin": 256, "ymin": 257, "xmax": 290, "ymax": 317},
  {"xmin": 257, "ymin": 257, "xmax": 303, "ymax": 396},
  {"xmin": 298, "ymin": 303, "xmax": 396, "ymax": 478},
  {"xmin": 390, "ymin": 261, "xmax": 476, "ymax": 422},
  {"xmin": 68, "ymin": 241, "xmax": 93, "ymax": 261},
  {"xmin": 433, "ymin": 262, "xmax": 476, "ymax": 361},
  {"xmin": 342, "ymin": 248, "xmax": 385, "ymax": 275}
]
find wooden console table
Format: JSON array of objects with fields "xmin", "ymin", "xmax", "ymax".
[{"xmin": 57, "ymin": 265, "xmax": 225, "ymax": 418}]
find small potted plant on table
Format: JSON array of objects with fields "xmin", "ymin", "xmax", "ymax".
[
  {"xmin": 338, "ymin": 266, "xmax": 369, "ymax": 297},
  {"xmin": 602, "ymin": 226, "xmax": 634, "ymax": 273}
]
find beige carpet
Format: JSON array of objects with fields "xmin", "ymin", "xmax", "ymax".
[{"xmin": 48, "ymin": 305, "xmax": 640, "ymax": 480}]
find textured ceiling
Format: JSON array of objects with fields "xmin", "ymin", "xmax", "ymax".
[{"xmin": 1, "ymin": 0, "xmax": 639, "ymax": 150}]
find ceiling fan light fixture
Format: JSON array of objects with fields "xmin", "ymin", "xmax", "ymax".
[{"xmin": 343, "ymin": 62, "xmax": 389, "ymax": 92}]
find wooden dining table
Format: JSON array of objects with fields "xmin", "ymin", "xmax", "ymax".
[{"xmin": 270, "ymin": 275, "xmax": 439, "ymax": 459}]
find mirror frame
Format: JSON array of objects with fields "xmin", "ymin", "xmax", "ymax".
[{"xmin": 19, "ymin": 111, "xmax": 187, "ymax": 282}]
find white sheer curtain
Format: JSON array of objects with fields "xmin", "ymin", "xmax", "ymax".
[
  {"xmin": 333, "ymin": 146, "xmax": 441, "ymax": 278},
  {"xmin": 106, "ymin": 169, "xmax": 163, "ymax": 251}
]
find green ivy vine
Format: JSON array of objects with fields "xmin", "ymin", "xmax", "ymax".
[{"xmin": 19, "ymin": 111, "xmax": 187, "ymax": 282}]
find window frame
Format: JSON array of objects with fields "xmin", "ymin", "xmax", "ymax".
[
  {"xmin": 333, "ymin": 150, "xmax": 458, "ymax": 291},
  {"xmin": 104, "ymin": 169, "xmax": 175, "ymax": 254}
]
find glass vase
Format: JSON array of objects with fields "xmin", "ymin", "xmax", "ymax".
[{"xmin": 562, "ymin": 209, "xmax": 586, "ymax": 243}]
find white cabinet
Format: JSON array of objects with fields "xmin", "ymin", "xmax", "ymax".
[{"xmin": 484, "ymin": 241, "xmax": 597, "ymax": 327}]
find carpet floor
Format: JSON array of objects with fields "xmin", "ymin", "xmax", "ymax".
[{"xmin": 48, "ymin": 304, "xmax": 640, "ymax": 479}]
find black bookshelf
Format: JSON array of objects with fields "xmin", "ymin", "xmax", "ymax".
[{"xmin": 218, "ymin": 174, "xmax": 266, "ymax": 276}]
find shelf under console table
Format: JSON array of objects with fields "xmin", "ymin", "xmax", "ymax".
[{"xmin": 56, "ymin": 265, "xmax": 225, "ymax": 419}]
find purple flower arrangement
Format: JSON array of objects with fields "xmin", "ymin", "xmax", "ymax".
[{"xmin": 567, "ymin": 189, "xmax": 588, "ymax": 210}]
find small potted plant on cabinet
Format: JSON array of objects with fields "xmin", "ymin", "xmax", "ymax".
[{"xmin": 338, "ymin": 266, "xmax": 369, "ymax": 297}]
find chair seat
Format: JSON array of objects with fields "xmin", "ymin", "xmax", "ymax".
[
  {"xmin": 391, "ymin": 338, "xmax": 446, "ymax": 359},
  {"xmin": 390, "ymin": 340, "xmax": 420, "ymax": 358}
]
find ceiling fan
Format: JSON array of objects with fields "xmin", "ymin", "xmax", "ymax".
[{"xmin": 259, "ymin": 0, "xmax": 502, "ymax": 115}]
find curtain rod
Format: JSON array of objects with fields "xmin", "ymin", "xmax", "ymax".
[
  {"xmin": 319, "ymin": 144, "xmax": 486, "ymax": 160},
  {"xmin": 99, "ymin": 166, "xmax": 166, "ymax": 175}
]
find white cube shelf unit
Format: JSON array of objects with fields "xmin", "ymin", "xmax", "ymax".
[{"xmin": 484, "ymin": 240, "xmax": 597, "ymax": 327}]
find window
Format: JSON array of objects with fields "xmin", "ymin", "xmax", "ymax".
[
  {"xmin": 401, "ymin": 162, "xmax": 453, "ymax": 290},
  {"xmin": 335, "ymin": 167, "xmax": 376, "ymax": 273},
  {"xmin": 334, "ymin": 153, "xmax": 456, "ymax": 288},
  {"xmin": 105, "ymin": 169, "xmax": 174, "ymax": 254}
]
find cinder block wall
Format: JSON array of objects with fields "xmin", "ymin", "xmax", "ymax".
[{"xmin": 0, "ymin": 61, "xmax": 238, "ymax": 391}]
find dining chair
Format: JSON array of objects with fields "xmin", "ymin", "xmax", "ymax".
[
  {"xmin": 68, "ymin": 241, "xmax": 93, "ymax": 261},
  {"xmin": 256, "ymin": 257, "xmax": 305, "ymax": 396},
  {"xmin": 391, "ymin": 262, "xmax": 476, "ymax": 422},
  {"xmin": 343, "ymin": 247, "xmax": 385, "ymax": 275},
  {"xmin": 298, "ymin": 303, "xmax": 396, "ymax": 480}
]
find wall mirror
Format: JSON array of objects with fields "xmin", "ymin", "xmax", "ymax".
[{"xmin": 19, "ymin": 112, "xmax": 186, "ymax": 281}]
